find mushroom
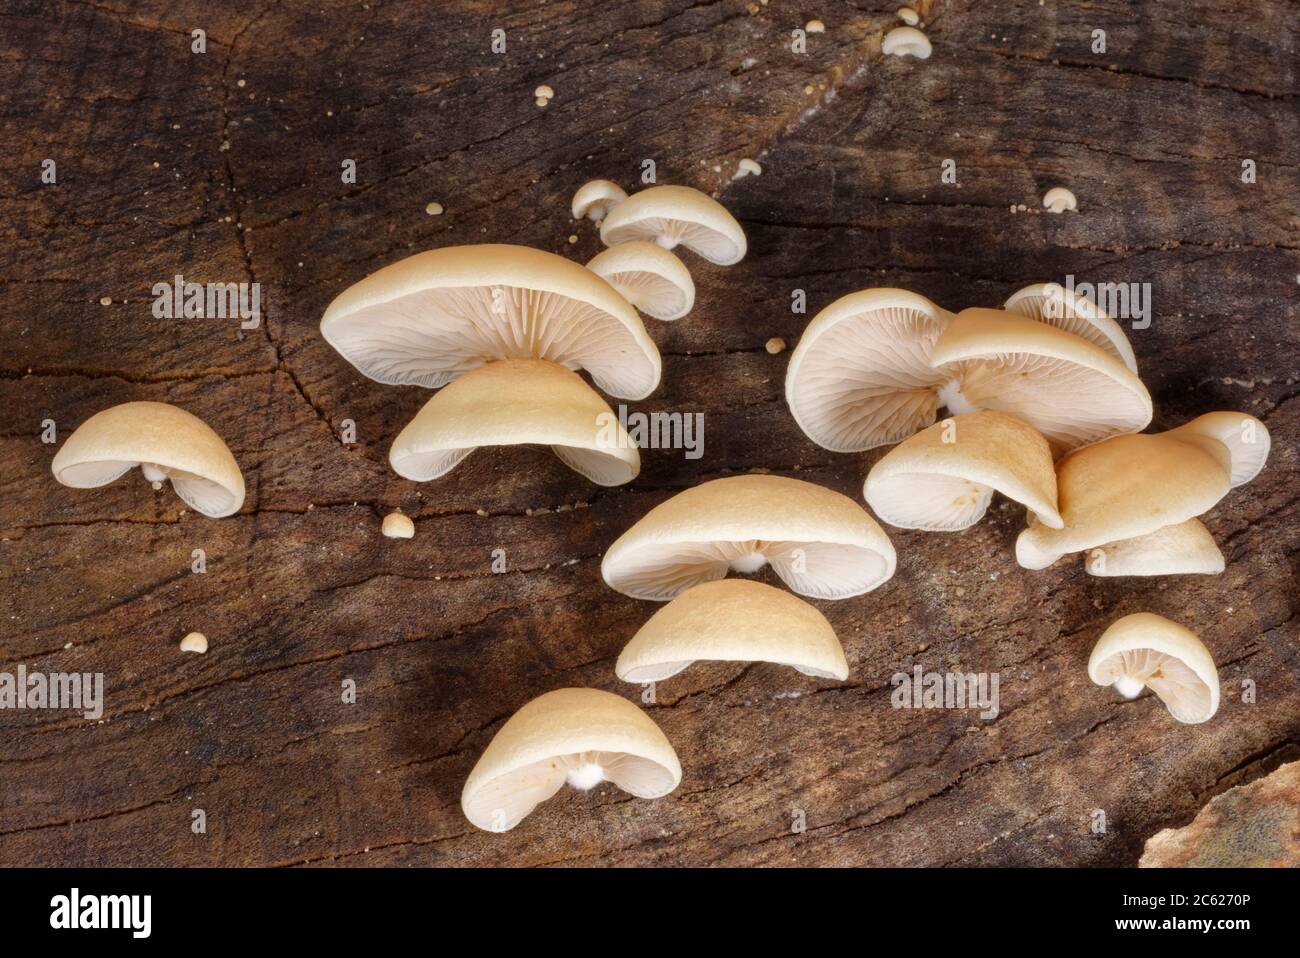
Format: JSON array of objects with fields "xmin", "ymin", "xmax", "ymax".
[
  {"xmin": 1042, "ymin": 187, "xmax": 1078, "ymax": 213},
  {"xmin": 881, "ymin": 26, "xmax": 932, "ymax": 59},
  {"xmin": 601, "ymin": 474, "xmax": 896, "ymax": 601},
  {"xmin": 1016, "ymin": 434, "xmax": 1225, "ymax": 571},
  {"xmin": 928, "ymin": 307, "xmax": 1152, "ymax": 454},
  {"xmin": 785, "ymin": 288, "xmax": 955, "ymax": 452},
  {"xmin": 615, "ymin": 579, "xmax": 849, "ymax": 682},
  {"xmin": 1088, "ymin": 613, "xmax": 1220, "ymax": 724},
  {"xmin": 461, "ymin": 688, "xmax": 681, "ymax": 832},
  {"xmin": 50, "ymin": 401, "xmax": 245, "ymax": 518},
  {"xmin": 319, "ymin": 244, "xmax": 662, "ymax": 400},
  {"xmin": 600, "ymin": 185, "xmax": 747, "ymax": 266},
  {"xmin": 388, "ymin": 358, "xmax": 640, "ymax": 486},
  {"xmin": 1085, "ymin": 519, "xmax": 1225, "ymax": 577},
  {"xmin": 1165, "ymin": 411, "xmax": 1272, "ymax": 487},
  {"xmin": 179, "ymin": 631, "xmax": 208, "ymax": 654},
  {"xmin": 571, "ymin": 179, "xmax": 628, "ymax": 223},
  {"xmin": 897, "ymin": 7, "xmax": 920, "ymax": 26},
  {"xmin": 381, "ymin": 511, "xmax": 415, "ymax": 538},
  {"xmin": 1003, "ymin": 282, "xmax": 1138, "ymax": 373},
  {"xmin": 585, "ymin": 241, "xmax": 695, "ymax": 321},
  {"xmin": 864, "ymin": 411, "xmax": 1062, "ymax": 531}
]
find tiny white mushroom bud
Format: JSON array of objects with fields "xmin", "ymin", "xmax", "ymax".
[
  {"xmin": 425, "ymin": 201, "xmax": 444, "ymax": 215},
  {"xmin": 382, "ymin": 511, "xmax": 415, "ymax": 539},
  {"xmin": 897, "ymin": 6, "xmax": 920, "ymax": 25},
  {"xmin": 766, "ymin": 337, "xmax": 787, "ymax": 354},
  {"xmin": 180, "ymin": 631, "xmax": 208, "ymax": 654},
  {"xmin": 881, "ymin": 25, "xmax": 932, "ymax": 59},
  {"xmin": 805, "ymin": 19, "xmax": 825, "ymax": 33},
  {"xmin": 534, "ymin": 84, "xmax": 554, "ymax": 99},
  {"xmin": 736, "ymin": 157, "xmax": 763, "ymax": 178},
  {"xmin": 1042, "ymin": 186, "xmax": 1078, "ymax": 213}
]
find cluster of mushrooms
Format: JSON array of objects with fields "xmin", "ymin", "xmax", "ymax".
[{"xmin": 45, "ymin": 179, "xmax": 1271, "ymax": 835}]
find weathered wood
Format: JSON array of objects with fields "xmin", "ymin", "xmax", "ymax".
[{"xmin": 0, "ymin": 0, "xmax": 1296, "ymax": 866}]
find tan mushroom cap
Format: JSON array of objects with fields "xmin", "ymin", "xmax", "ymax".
[
  {"xmin": 571, "ymin": 179, "xmax": 628, "ymax": 222},
  {"xmin": 615, "ymin": 580, "xmax": 849, "ymax": 683},
  {"xmin": 930, "ymin": 307, "xmax": 1153, "ymax": 453},
  {"xmin": 1015, "ymin": 433, "xmax": 1230, "ymax": 570},
  {"xmin": 864, "ymin": 411, "xmax": 1061, "ymax": 531},
  {"xmin": 1003, "ymin": 282, "xmax": 1138, "ymax": 373},
  {"xmin": 1085, "ymin": 518, "xmax": 1224, "ymax": 577},
  {"xmin": 1165, "ymin": 411, "xmax": 1271, "ymax": 488},
  {"xmin": 319, "ymin": 244, "xmax": 661, "ymax": 400},
  {"xmin": 600, "ymin": 185, "xmax": 747, "ymax": 266},
  {"xmin": 388, "ymin": 359, "xmax": 639, "ymax": 486},
  {"xmin": 1088, "ymin": 613, "xmax": 1220, "ymax": 724},
  {"xmin": 601, "ymin": 474, "xmax": 896, "ymax": 601},
  {"xmin": 50, "ymin": 401, "xmax": 245, "ymax": 518},
  {"xmin": 586, "ymin": 241, "xmax": 695, "ymax": 321},
  {"xmin": 461, "ymin": 688, "xmax": 681, "ymax": 832},
  {"xmin": 785, "ymin": 288, "xmax": 953, "ymax": 452}
]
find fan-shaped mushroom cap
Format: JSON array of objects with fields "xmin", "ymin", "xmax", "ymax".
[
  {"xmin": 320, "ymin": 244, "xmax": 661, "ymax": 400},
  {"xmin": 881, "ymin": 25, "xmax": 932, "ymax": 59},
  {"xmin": 601, "ymin": 474, "xmax": 896, "ymax": 601},
  {"xmin": 930, "ymin": 307, "xmax": 1153, "ymax": 453},
  {"xmin": 864, "ymin": 411, "xmax": 1061, "ymax": 531},
  {"xmin": 1085, "ymin": 518, "xmax": 1225, "ymax": 577},
  {"xmin": 1015, "ymin": 433, "xmax": 1230, "ymax": 570},
  {"xmin": 461, "ymin": 688, "xmax": 681, "ymax": 832},
  {"xmin": 585, "ymin": 241, "xmax": 695, "ymax": 321},
  {"xmin": 1088, "ymin": 613, "xmax": 1220, "ymax": 724},
  {"xmin": 50, "ymin": 401, "xmax": 245, "ymax": 518},
  {"xmin": 615, "ymin": 580, "xmax": 849, "ymax": 683},
  {"xmin": 388, "ymin": 359, "xmax": 639, "ymax": 486},
  {"xmin": 1165, "ymin": 411, "xmax": 1271, "ymax": 488},
  {"xmin": 785, "ymin": 288, "xmax": 953, "ymax": 452},
  {"xmin": 600, "ymin": 185, "xmax": 747, "ymax": 266},
  {"xmin": 1003, "ymin": 282, "xmax": 1138, "ymax": 373},
  {"xmin": 571, "ymin": 179, "xmax": 628, "ymax": 222}
]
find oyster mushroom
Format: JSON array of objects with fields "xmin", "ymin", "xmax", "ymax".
[
  {"xmin": 571, "ymin": 179, "xmax": 628, "ymax": 223},
  {"xmin": 881, "ymin": 25, "xmax": 932, "ymax": 59},
  {"xmin": 585, "ymin": 241, "xmax": 695, "ymax": 321},
  {"xmin": 1088, "ymin": 613, "xmax": 1220, "ymax": 724},
  {"xmin": 1003, "ymin": 282, "xmax": 1138, "ymax": 373},
  {"xmin": 388, "ymin": 358, "xmax": 640, "ymax": 486},
  {"xmin": 50, "ymin": 401, "xmax": 245, "ymax": 518},
  {"xmin": 461, "ymin": 688, "xmax": 681, "ymax": 832},
  {"xmin": 600, "ymin": 185, "xmax": 747, "ymax": 265},
  {"xmin": 616, "ymin": 579, "xmax": 849, "ymax": 683},
  {"xmin": 319, "ymin": 244, "xmax": 661, "ymax": 400},
  {"xmin": 601, "ymin": 474, "xmax": 896, "ymax": 601},
  {"xmin": 864, "ymin": 411, "xmax": 1062, "ymax": 531}
]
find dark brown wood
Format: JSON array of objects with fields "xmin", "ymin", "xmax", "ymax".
[{"xmin": 0, "ymin": 0, "xmax": 1296, "ymax": 866}]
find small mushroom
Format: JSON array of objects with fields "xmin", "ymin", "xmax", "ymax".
[
  {"xmin": 571, "ymin": 179, "xmax": 628, "ymax": 222},
  {"xmin": 601, "ymin": 474, "xmax": 896, "ymax": 601},
  {"xmin": 1165, "ymin": 411, "xmax": 1272, "ymax": 487},
  {"xmin": 381, "ymin": 511, "xmax": 415, "ymax": 538},
  {"xmin": 1088, "ymin": 613, "xmax": 1219, "ymax": 724},
  {"xmin": 897, "ymin": 7, "xmax": 920, "ymax": 25},
  {"xmin": 1086, "ymin": 519, "xmax": 1224, "ymax": 577},
  {"xmin": 388, "ymin": 358, "xmax": 640, "ymax": 486},
  {"xmin": 736, "ymin": 158, "xmax": 762, "ymax": 178},
  {"xmin": 585, "ymin": 241, "xmax": 695, "ymax": 321},
  {"xmin": 600, "ymin": 185, "xmax": 747, "ymax": 265},
  {"xmin": 179, "ymin": 631, "xmax": 208, "ymax": 654},
  {"xmin": 805, "ymin": 19, "xmax": 825, "ymax": 33},
  {"xmin": 320, "ymin": 244, "xmax": 662, "ymax": 400},
  {"xmin": 765, "ymin": 336, "xmax": 786, "ymax": 354},
  {"xmin": 50, "ymin": 401, "xmax": 245, "ymax": 518},
  {"xmin": 616, "ymin": 579, "xmax": 849, "ymax": 682},
  {"xmin": 461, "ymin": 688, "xmax": 681, "ymax": 832},
  {"xmin": 864, "ymin": 411, "xmax": 1062, "ymax": 531},
  {"xmin": 1003, "ymin": 282, "xmax": 1138, "ymax": 373},
  {"xmin": 1042, "ymin": 187, "xmax": 1078, "ymax": 213},
  {"xmin": 881, "ymin": 26, "xmax": 932, "ymax": 59}
]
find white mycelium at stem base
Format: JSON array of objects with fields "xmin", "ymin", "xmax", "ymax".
[
  {"xmin": 936, "ymin": 379, "xmax": 979, "ymax": 416},
  {"xmin": 729, "ymin": 551, "xmax": 768, "ymax": 574},
  {"xmin": 1113, "ymin": 674, "xmax": 1146, "ymax": 699},
  {"xmin": 140, "ymin": 462, "xmax": 168, "ymax": 489},
  {"xmin": 565, "ymin": 754, "xmax": 606, "ymax": 791}
]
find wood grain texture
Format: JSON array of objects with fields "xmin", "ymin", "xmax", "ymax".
[{"xmin": 0, "ymin": 0, "xmax": 1296, "ymax": 866}]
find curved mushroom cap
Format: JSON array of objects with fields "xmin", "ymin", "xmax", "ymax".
[
  {"xmin": 1088, "ymin": 612, "xmax": 1220, "ymax": 724},
  {"xmin": 1085, "ymin": 518, "xmax": 1225, "ymax": 577},
  {"xmin": 601, "ymin": 474, "xmax": 896, "ymax": 601},
  {"xmin": 930, "ymin": 307, "xmax": 1153, "ymax": 453},
  {"xmin": 388, "ymin": 359, "xmax": 639, "ymax": 486},
  {"xmin": 881, "ymin": 25, "xmax": 932, "ymax": 59},
  {"xmin": 1015, "ymin": 433, "xmax": 1230, "ymax": 570},
  {"xmin": 785, "ymin": 288, "xmax": 953, "ymax": 452},
  {"xmin": 615, "ymin": 580, "xmax": 849, "ymax": 683},
  {"xmin": 50, "ymin": 401, "xmax": 245, "ymax": 518},
  {"xmin": 320, "ymin": 244, "xmax": 662, "ymax": 400},
  {"xmin": 1003, "ymin": 282, "xmax": 1138, "ymax": 373},
  {"xmin": 600, "ymin": 185, "xmax": 747, "ymax": 266},
  {"xmin": 864, "ymin": 411, "xmax": 1061, "ymax": 531},
  {"xmin": 1165, "ymin": 411, "xmax": 1271, "ymax": 488},
  {"xmin": 585, "ymin": 241, "xmax": 695, "ymax": 321},
  {"xmin": 571, "ymin": 179, "xmax": 627, "ymax": 222},
  {"xmin": 461, "ymin": 688, "xmax": 681, "ymax": 832}
]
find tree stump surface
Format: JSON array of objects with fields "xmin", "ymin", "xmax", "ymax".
[{"xmin": 0, "ymin": 0, "xmax": 1296, "ymax": 866}]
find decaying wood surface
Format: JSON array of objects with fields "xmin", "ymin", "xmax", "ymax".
[{"xmin": 0, "ymin": 0, "xmax": 1296, "ymax": 867}]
